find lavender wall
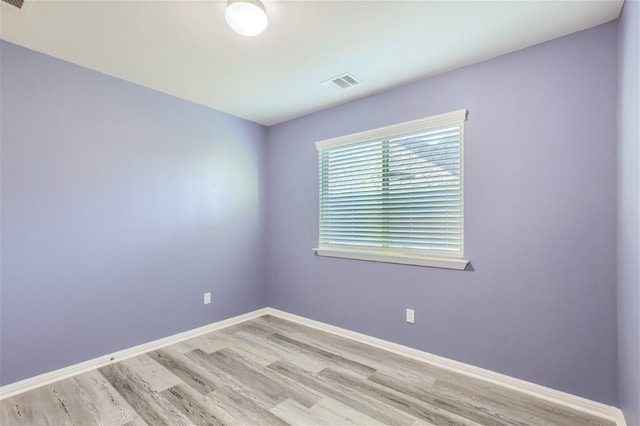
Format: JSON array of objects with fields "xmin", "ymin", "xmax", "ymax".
[
  {"xmin": 0, "ymin": 41, "xmax": 267, "ymax": 386},
  {"xmin": 617, "ymin": 0, "xmax": 640, "ymax": 424},
  {"xmin": 266, "ymin": 22, "xmax": 619, "ymax": 405}
]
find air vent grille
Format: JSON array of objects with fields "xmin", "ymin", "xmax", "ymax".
[
  {"xmin": 1, "ymin": 0, "xmax": 23, "ymax": 9},
  {"xmin": 322, "ymin": 73, "xmax": 362, "ymax": 92}
]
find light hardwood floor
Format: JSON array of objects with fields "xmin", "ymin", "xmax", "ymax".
[{"xmin": 0, "ymin": 315, "xmax": 614, "ymax": 425}]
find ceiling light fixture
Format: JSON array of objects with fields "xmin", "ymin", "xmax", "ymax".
[{"xmin": 225, "ymin": 0, "xmax": 268, "ymax": 37}]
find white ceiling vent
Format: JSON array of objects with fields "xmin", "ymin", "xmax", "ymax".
[
  {"xmin": 1, "ymin": 0, "xmax": 23, "ymax": 9},
  {"xmin": 322, "ymin": 73, "xmax": 362, "ymax": 92},
  {"xmin": 1, "ymin": 0, "xmax": 34, "ymax": 12}
]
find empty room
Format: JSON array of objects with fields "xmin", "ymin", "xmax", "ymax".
[{"xmin": 0, "ymin": 0, "xmax": 638, "ymax": 425}]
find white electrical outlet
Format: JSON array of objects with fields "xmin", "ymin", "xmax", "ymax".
[
  {"xmin": 204, "ymin": 292, "xmax": 211, "ymax": 305},
  {"xmin": 406, "ymin": 308, "xmax": 415, "ymax": 324}
]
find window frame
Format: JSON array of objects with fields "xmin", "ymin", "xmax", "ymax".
[{"xmin": 314, "ymin": 109, "xmax": 469, "ymax": 270}]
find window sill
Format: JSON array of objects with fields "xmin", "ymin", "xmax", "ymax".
[{"xmin": 314, "ymin": 247, "xmax": 469, "ymax": 270}]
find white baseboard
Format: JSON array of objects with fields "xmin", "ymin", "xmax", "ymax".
[
  {"xmin": 0, "ymin": 308, "xmax": 267, "ymax": 400},
  {"xmin": 0, "ymin": 306, "xmax": 627, "ymax": 426},
  {"xmin": 264, "ymin": 308, "xmax": 627, "ymax": 426}
]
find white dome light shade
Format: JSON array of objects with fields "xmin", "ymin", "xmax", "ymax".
[{"xmin": 225, "ymin": 0, "xmax": 268, "ymax": 37}]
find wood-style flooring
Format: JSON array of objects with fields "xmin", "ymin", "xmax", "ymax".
[{"xmin": 0, "ymin": 315, "xmax": 614, "ymax": 425}]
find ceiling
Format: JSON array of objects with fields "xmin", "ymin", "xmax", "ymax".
[{"xmin": 0, "ymin": 0, "xmax": 623, "ymax": 126}]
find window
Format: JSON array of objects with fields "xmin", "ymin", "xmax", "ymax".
[{"xmin": 315, "ymin": 109, "xmax": 469, "ymax": 270}]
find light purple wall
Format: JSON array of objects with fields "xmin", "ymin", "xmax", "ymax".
[
  {"xmin": 0, "ymin": 41, "xmax": 267, "ymax": 386},
  {"xmin": 617, "ymin": 0, "xmax": 640, "ymax": 424},
  {"xmin": 266, "ymin": 22, "xmax": 619, "ymax": 405}
]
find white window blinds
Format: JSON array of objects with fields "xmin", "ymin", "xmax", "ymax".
[{"xmin": 316, "ymin": 109, "xmax": 468, "ymax": 270}]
